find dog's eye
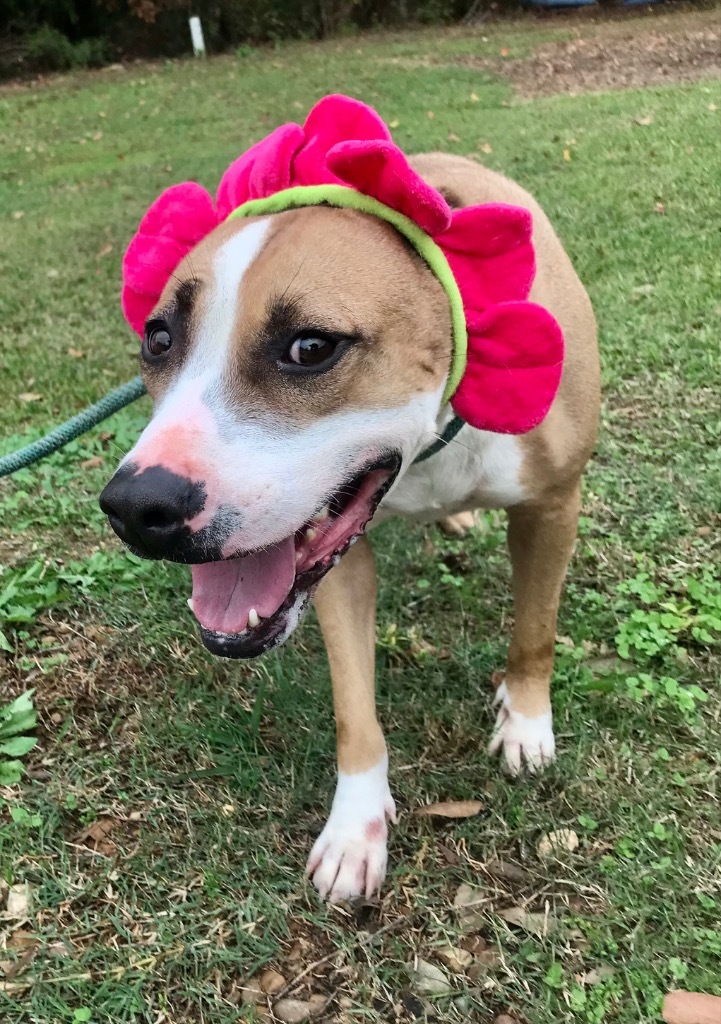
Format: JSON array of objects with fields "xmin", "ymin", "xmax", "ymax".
[
  {"xmin": 285, "ymin": 335, "xmax": 337, "ymax": 368},
  {"xmin": 143, "ymin": 323, "xmax": 173, "ymax": 360}
]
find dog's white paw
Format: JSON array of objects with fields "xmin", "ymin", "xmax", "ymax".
[
  {"xmin": 306, "ymin": 758, "xmax": 396, "ymax": 901},
  {"xmin": 488, "ymin": 681, "xmax": 555, "ymax": 775}
]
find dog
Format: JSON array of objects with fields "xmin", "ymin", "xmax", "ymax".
[{"xmin": 99, "ymin": 96, "xmax": 600, "ymax": 903}]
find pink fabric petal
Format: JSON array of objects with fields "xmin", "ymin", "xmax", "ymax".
[
  {"xmin": 137, "ymin": 181, "xmax": 217, "ymax": 244},
  {"xmin": 438, "ymin": 205, "xmax": 535, "ymax": 309},
  {"xmin": 216, "ymin": 123, "xmax": 305, "ymax": 218},
  {"xmin": 328, "ymin": 140, "xmax": 452, "ymax": 235},
  {"xmin": 292, "ymin": 95, "xmax": 391, "ymax": 186},
  {"xmin": 451, "ymin": 301, "xmax": 564, "ymax": 434},
  {"xmin": 122, "ymin": 182, "xmax": 218, "ymax": 336}
]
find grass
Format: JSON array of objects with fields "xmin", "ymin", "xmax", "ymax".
[{"xmin": 1, "ymin": 11, "xmax": 720, "ymax": 1024}]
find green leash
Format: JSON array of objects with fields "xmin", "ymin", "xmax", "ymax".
[
  {"xmin": 0, "ymin": 377, "xmax": 147, "ymax": 479},
  {"xmin": 0, "ymin": 378, "xmax": 463, "ymax": 479}
]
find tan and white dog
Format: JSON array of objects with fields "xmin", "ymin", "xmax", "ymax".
[{"xmin": 100, "ymin": 152, "xmax": 600, "ymax": 902}]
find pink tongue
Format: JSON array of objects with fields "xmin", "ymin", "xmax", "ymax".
[{"xmin": 190, "ymin": 538, "xmax": 296, "ymax": 634}]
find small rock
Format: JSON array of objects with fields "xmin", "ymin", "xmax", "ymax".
[
  {"xmin": 495, "ymin": 1015, "xmax": 519, "ymax": 1024},
  {"xmin": 308, "ymin": 994, "xmax": 328, "ymax": 1016},
  {"xmin": 412, "ymin": 959, "xmax": 453, "ymax": 995},
  {"xmin": 436, "ymin": 945, "xmax": 473, "ymax": 973},
  {"xmin": 240, "ymin": 976, "xmax": 264, "ymax": 1005},
  {"xmin": 537, "ymin": 829, "xmax": 579, "ymax": 859},
  {"xmin": 260, "ymin": 968, "xmax": 286, "ymax": 994},
  {"xmin": 275, "ymin": 998, "xmax": 312, "ymax": 1023},
  {"xmin": 338, "ymin": 996, "xmax": 353, "ymax": 1009}
]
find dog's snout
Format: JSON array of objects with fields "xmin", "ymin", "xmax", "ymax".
[{"xmin": 99, "ymin": 464, "xmax": 205, "ymax": 559}]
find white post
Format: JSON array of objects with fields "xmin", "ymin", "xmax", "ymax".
[{"xmin": 189, "ymin": 16, "xmax": 206, "ymax": 58}]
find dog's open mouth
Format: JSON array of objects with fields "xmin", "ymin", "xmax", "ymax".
[{"xmin": 189, "ymin": 455, "xmax": 400, "ymax": 658}]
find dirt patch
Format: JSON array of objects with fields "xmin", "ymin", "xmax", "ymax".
[{"xmin": 504, "ymin": 24, "xmax": 721, "ymax": 97}]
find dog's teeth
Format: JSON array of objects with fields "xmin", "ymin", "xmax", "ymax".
[
  {"xmin": 332, "ymin": 554, "xmax": 341, "ymax": 566},
  {"xmin": 349, "ymin": 536, "xmax": 358, "ymax": 547},
  {"xmin": 187, "ymin": 598, "xmax": 194, "ymax": 612},
  {"xmin": 305, "ymin": 526, "xmax": 318, "ymax": 542},
  {"xmin": 248, "ymin": 608, "xmax": 260, "ymax": 629},
  {"xmin": 312, "ymin": 505, "xmax": 330, "ymax": 522},
  {"xmin": 295, "ymin": 549, "xmax": 303, "ymax": 563}
]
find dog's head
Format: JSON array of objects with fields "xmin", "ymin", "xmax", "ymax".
[{"xmin": 100, "ymin": 205, "xmax": 451, "ymax": 657}]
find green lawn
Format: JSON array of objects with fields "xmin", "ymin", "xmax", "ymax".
[{"xmin": 1, "ymin": 14, "xmax": 720, "ymax": 1024}]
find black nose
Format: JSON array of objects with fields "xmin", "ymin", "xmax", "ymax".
[{"xmin": 99, "ymin": 463, "xmax": 206, "ymax": 559}]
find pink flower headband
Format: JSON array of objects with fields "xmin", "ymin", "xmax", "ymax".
[{"xmin": 122, "ymin": 94, "xmax": 563, "ymax": 435}]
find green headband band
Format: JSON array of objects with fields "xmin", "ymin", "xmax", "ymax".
[{"xmin": 228, "ymin": 184, "xmax": 467, "ymax": 405}]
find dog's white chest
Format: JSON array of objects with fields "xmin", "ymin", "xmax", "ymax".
[{"xmin": 379, "ymin": 426, "xmax": 528, "ymax": 521}]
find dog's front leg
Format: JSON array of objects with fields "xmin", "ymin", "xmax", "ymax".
[
  {"xmin": 490, "ymin": 483, "xmax": 581, "ymax": 773},
  {"xmin": 306, "ymin": 535, "xmax": 396, "ymax": 901}
]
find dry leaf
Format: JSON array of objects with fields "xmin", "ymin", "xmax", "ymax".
[
  {"xmin": 13, "ymin": 211, "xmax": 25, "ymax": 219},
  {"xmin": 453, "ymin": 883, "xmax": 485, "ymax": 930},
  {"xmin": 500, "ymin": 48, "xmax": 509, "ymax": 57},
  {"xmin": 578, "ymin": 966, "xmax": 615, "ymax": 985},
  {"xmin": 18, "ymin": 393, "xmax": 42, "ymax": 403},
  {"xmin": 479, "ymin": 142, "xmax": 493, "ymax": 155},
  {"xmin": 470, "ymin": 92, "xmax": 479, "ymax": 102},
  {"xmin": 80, "ymin": 456, "xmax": 104, "ymax": 470},
  {"xmin": 436, "ymin": 945, "xmax": 473, "ymax": 973},
  {"xmin": 389, "ymin": 119, "xmax": 400, "ymax": 128},
  {"xmin": 308, "ymin": 994, "xmax": 327, "ymax": 1016},
  {"xmin": 274, "ymin": 998, "xmax": 312, "ymax": 1023},
  {"xmin": 93, "ymin": 131, "xmax": 103, "ymax": 141},
  {"xmin": 708, "ymin": 103, "xmax": 717, "ymax": 112},
  {"xmin": 563, "ymin": 148, "xmax": 571, "ymax": 162},
  {"xmin": 5, "ymin": 884, "xmax": 31, "ymax": 922},
  {"xmin": 537, "ymin": 829, "xmax": 579, "ymax": 859},
  {"xmin": 494, "ymin": 1016, "xmax": 519, "ymax": 1024},
  {"xmin": 67, "ymin": 347, "xmax": 84, "ymax": 358},
  {"xmin": 427, "ymin": 110, "xmax": 435, "ymax": 119},
  {"xmin": 73, "ymin": 817, "xmax": 117, "ymax": 856},
  {"xmin": 634, "ymin": 115, "xmax": 654, "ymax": 126},
  {"xmin": 411, "ymin": 959, "xmax": 453, "ymax": 995},
  {"xmin": 499, "ymin": 905, "xmax": 555, "ymax": 937},
  {"xmin": 97, "ymin": 243, "xmax": 113, "ymax": 258},
  {"xmin": 655, "ymin": 202, "xmax": 667, "ymax": 214},
  {"xmin": 416, "ymin": 800, "xmax": 483, "ymax": 819},
  {"xmin": 448, "ymin": 132, "xmax": 461, "ymax": 143},
  {"xmin": 486, "ymin": 858, "xmax": 530, "ymax": 883}
]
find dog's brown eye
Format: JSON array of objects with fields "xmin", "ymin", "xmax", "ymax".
[
  {"xmin": 287, "ymin": 336, "xmax": 337, "ymax": 367},
  {"xmin": 144, "ymin": 326, "xmax": 172, "ymax": 359}
]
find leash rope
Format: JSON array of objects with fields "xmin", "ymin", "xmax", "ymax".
[
  {"xmin": 0, "ymin": 379, "xmax": 463, "ymax": 479},
  {"xmin": 0, "ymin": 377, "xmax": 147, "ymax": 479}
]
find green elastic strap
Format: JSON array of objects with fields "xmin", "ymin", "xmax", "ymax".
[{"xmin": 228, "ymin": 184, "xmax": 467, "ymax": 406}]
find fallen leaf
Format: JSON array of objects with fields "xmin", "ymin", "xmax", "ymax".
[
  {"xmin": 708, "ymin": 103, "xmax": 717, "ymax": 112},
  {"xmin": 436, "ymin": 945, "xmax": 473, "ymax": 973},
  {"xmin": 453, "ymin": 883, "xmax": 485, "ymax": 930},
  {"xmin": 259, "ymin": 968, "xmax": 285, "ymax": 994},
  {"xmin": 499, "ymin": 905, "xmax": 556, "ymax": 937},
  {"xmin": 67, "ymin": 347, "xmax": 84, "ymax": 358},
  {"xmin": 97, "ymin": 243, "xmax": 113, "ymax": 258},
  {"xmin": 537, "ymin": 829, "xmax": 579, "ymax": 859},
  {"xmin": 12, "ymin": 211, "xmax": 24, "ymax": 220},
  {"xmin": 500, "ymin": 48, "xmax": 509, "ymax": 56},
  {"xmin": 93, "ymin": 131, "xmax": 103, "ymax": 141},
  {"xmin": 274, "ymin": 998, "xmax": 312, "ymax": 1023},
  {"xmin": 494, "ymin": 1016, "xmax": 519, "ymax": 1024},
  {"xmin": 47, "ymin": 268, "xmax": 59, "ymax": 279},
  {"xmin": 427, "ymin": 110, "xmax": 435, "ymax": 119},
  {"xmin": 579, "ymin": 966, "xmax": 615, "ymax": 985},
  {"xmin": 486, "ymin": 858, "xmax": 531, "ymax": 883},
  {"xmin": 634, "ymin": 115, "xmax": 654, "ymax": 126},
  {"xmin": 4, "ymin": 884, "xmax": 31, "ymax": 922},
  {"xmin": 80, "ymin": 456, "xmax": 104, "ymax": 471},
  {"xmin": 563, "ymin": 148, "xmax": 571, "ymax": 162},
  {"xmin": 389, "ymin": 119, "xmax": 399, "ymax": 128},
  {"xmin": 470, "ymin": 92, "xmax": 479, "ymax": 102},
  {"xmin": 416, "ymin": 800, "xmax": 483, "ymax": 819},
  {"xmin": 308, "ymin": 994, "xmax": 327, "ymax": 1016},
  {"xmin": 18, "ymin": 393, "xmax": 42, "ymax": 403},
  {"xmin": 448, "ymin": 132, "xmax": 461, "ymax": 143},
  {"xmin": 411, "ymin": 959, "xmax": 453, "ymax": 995},
  {"xmin": 479, "ymin": 142, "xmax": 493, "ymax": 154},
  {"xmin": 73, "ymin": 817, "xmax": 117, "ymax": 856},
  {"xmin": 655, "ymin": 202, "xmax": 667, "ymax": 214}
]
